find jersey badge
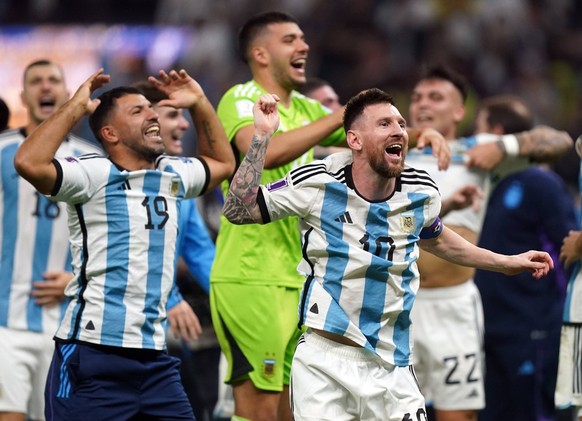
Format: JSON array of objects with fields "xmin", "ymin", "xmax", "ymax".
[
  {"xmin": 170, "ymin": 179, "xmax": 180, "ymax": 196},
  {"xmin": 262, "ymin": 356, "xmax": 276, "ymax": 377},
  {"xmin": 400, "ymin": 213, "xmax": 415, "ymax": 233}
]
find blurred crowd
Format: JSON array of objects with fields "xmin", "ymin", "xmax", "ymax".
[{"xmin": 2, "ymin": 0, "xmax": 581, "ymax": 137}]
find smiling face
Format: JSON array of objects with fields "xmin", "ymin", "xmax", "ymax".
[
  {"xmin": 350, "ymin": 102, "xmax": 409, "ymax": 179},
  {"xmin": 408, "ymin": 78, "xmax": 465, "ymax": 140},
  {"xmin": 259, "ymin": 22, "xmax": 309, "ymax": 91},
  {"xmin": 154, "ymin": 104, "xmax": 189, "ymax": 156},
  {"xmin": 106, "ymin": 93, "xmax": 165, "ymax": 162},
  {"xmin": 21, "ymin": 63, "xmax": 69, "ymax": 127}
]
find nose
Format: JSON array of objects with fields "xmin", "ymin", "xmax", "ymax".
[{"xmin": 298, "ymin": 38, "xmax": 309, "ymax": 53}]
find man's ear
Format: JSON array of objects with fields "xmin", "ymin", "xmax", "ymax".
[
  {"xmin": 251, "ymin": 46, "xmax": 269, "ymax": 66},
  {"xmin": 100, "ymin": 125, "xmax": 118, "ymax": 144},
  {"xmin": 346, "ymin": 130, "xmax": 362, "ymax": 151}
]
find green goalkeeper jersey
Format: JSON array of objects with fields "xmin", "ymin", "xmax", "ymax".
[{"xmin": 211, "ymin": 80, "xmax": 345, "ymax": 287}]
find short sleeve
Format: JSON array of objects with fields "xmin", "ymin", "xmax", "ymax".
[{"xmin": 51, "ymin": 155, "xmax": 107, "ymax": 203}]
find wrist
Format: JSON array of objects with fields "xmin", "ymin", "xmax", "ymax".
[{"xmin": 499, "ymin": 134, "xmax": 519, "ymax": 157}]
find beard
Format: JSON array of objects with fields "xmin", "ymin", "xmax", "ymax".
[{"xmin": 369, "ymin": 152, "xmax": 405, "ymax": 179}]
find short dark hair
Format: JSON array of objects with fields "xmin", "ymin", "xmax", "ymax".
[
  {"xmin": 299, "ymin": 77, "xmax": 331, "ymax": 96},
  {"xmin": 238, "ymin": 11, "xmax": 299, "ymax": 64},
  {"xmin": 23, "ymin": 59, "xmax": 64, "ymax": 84},
  {"xmin": 0, "ymin": 97, "xmax": 9, "ymax": 131},
  {"xmin": 478, "ymin": 95, "xmax": 533, "ymax": 134},
  {"xmin": 343, "ymin": 88, "xmax": 395, "ymax": 132},
  {"xmin": 131, "ymin": 81, "xmax": 168, "ymax": 105},
  {"xmin": 89, "ymin": 86, "xmax": 143, "ymax": 143},
  {"xmin": 419, "ymin": 64, "xmax": 469, "ymax": 103}
]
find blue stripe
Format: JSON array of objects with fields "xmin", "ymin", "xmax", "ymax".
[
  {"xmin": 359, "ymin": 202, "xmax": 391, "ymax": 349},
  {"xmin": 393, "ymin": 192, "xmax": 428, "ymax": 362},
  {"xmin": 320, "ymin": 183, "xmax": 350, "ymax": 334},
  {"xmin": 141, "ymin": 172, "xmax": 164, "ymax": 348},
  {"xmin": 0, "ymin": 144, "xmax": 19, "ymax": 327},
  {"xmin": 57, "ymin": 343, "xmax": 77, "ymax": 398},
  {"xmin": 101, "ymin": 172, "xmax": 130, "ymax": 346},
  {"xmin": 27, "ymin": 194, "xmax": 57, "ymax": 332}
]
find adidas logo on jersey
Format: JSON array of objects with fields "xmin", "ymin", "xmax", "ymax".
[
  {"xmin": 334, "ymin": 211, "xmax": 353, "ymax": 224},
  {"xmin": 85, "ymin": 320, "xmax": 95, "ymax": 330},
  {"xmin": 309, "ymin": 303, "xmax": 319, "ymax": 314},
  {"xmin": 466, "ymin": 389, "xmax": 479, "ymax": 399}
]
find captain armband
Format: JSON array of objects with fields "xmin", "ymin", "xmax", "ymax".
[{"xmin": 419, "ymin": 217, "xmax": 443, "ymax": 240}]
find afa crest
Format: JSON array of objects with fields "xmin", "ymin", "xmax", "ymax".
[
  {"xmin": 400, "ymin": 214, "xmax": 415, "ymax": 233},
  {"xmin": 170, "ymin": 180, "xmax": 180, "ymax": 197}
]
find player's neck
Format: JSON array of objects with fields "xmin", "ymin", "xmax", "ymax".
[
  {"xmin": 253, "ymin": 77, "xmax": 292, "ymax": 107},
  {"xmin": 351, "ymin": 163, "xmax": 397, "ymax": 202}
]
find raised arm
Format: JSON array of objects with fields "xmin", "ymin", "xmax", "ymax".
[
  {"xmin": 465, "ymin": 125, "xmax": 573, "ymax": 171},
  {"xmin": 148, "ymin": 69, "xmax": 235, "ymax": 190},
  {"xmin": 419, "ymin": 225, "xmax": 554, "ymax": 279},
  {"xmin": 14, "ymin": 69, "xmax": 110, "ymax": 195},
  {"xmin": 233, "ymin": 106, "xmax": 344, "ymax": 169},
  {"xmin": 223, "ymin": 94, "xmax": 280, "ymax": 225}
]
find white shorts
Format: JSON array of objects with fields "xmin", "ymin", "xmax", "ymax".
[
  {"xmin": 290, "ymin": 330, "xmax": 427, "ymax": 421},
  {"xmin": 411, "ymin": 280, "xmax": 485, "ymax": 410},
  {"xmin": 555, "ymin": 324, "xmax": 582, "ymax": 409},
  {"xmin": 0, "ymin": 326, "xmax": 54, "ymax": 419}
]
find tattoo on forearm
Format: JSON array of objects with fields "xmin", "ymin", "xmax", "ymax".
[
  {"xmin": 201, "ymin": 121, "xmax": 216, "ymax": 156},
  {"xmin": 223, "ymin": 134, "xmax": 269, "ymax": 224},
  {"xmin": 516, "ymin": 126, "xmax": 572, "ymax": 162}
]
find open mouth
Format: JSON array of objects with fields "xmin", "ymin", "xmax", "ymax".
[
  {"xmin": 291, "ymin": 58, "xmax": 306, "ymax": 72},
  {"xmin": 145, "ymin": 125, "xmax": 161, "ymax": 138},
  {"xmin": 39, "ymin": 97, "xmax": 56, "ymax": 113},
  {"xmin": 385, "ymin": 144, "xmax": 403, "ymax": 157}
]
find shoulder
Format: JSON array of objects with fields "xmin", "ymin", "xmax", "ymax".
[
  {"xmin": 400, "ymin": 166, "xmax": 439, "ymax": 193},
  {"xmin": 0, "ymin": 128, "xmax": 24, "ymax": 147},
  {"xmin": 290, "ymin": 91, "xmax": 328, "ymax": 114},
  {"xmin": 66, "ymin": 133, "xmax": 104, "ymax": 154},
  {"xmin": 286, "ymin": 153, "xmax": 349, "ymax": 187}
]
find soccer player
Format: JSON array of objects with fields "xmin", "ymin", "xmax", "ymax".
[
  {"xmin": 406, "ymin": 65, "xmax": 573, "ymax": 421},
  {"xmin": 555, "ymin": 134, "xmax": 582, "ymax": 421},
  {"xmin": 222, "ymin": 89, "xmax": 553, "ymax": 420},
  {"xmin": 133, "ymin": 80, "xmax": 220, "ymax": 419},
  {"xmin": 0, "ymin": 60, "xmax": 103, "ymax": 421},
  {"xmin": 13, "ymin": 68, "xmax": 234, "ymax": 420},
  {"xmin": 210, "ymin": 12, "xmax": 449, "ymax": 421}
]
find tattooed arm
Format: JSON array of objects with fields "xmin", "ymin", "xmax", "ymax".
[
  {"xmin": 465, "ymin": 125, "xmax": 573, "ymax": 171},
  {"xmin": 223, "ymin": 94, "xmax": 280, "ymax": 225}
]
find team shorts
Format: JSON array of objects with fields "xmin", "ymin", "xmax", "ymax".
[
  {"xmin": 290, "ymin": 330, "xmax": 426, "ymax": 421},
  {"xmin": 0, "ymin": 326, "xmax": 54, "ymax": 419},
  {"xmin": 44, "ymin": 341, "xmax": 194, "ymax": 420},
  {"xmin": 210, "ymin": 282, "xmax": 303, "ymax": 391},
  {"xmin": 555, "ymin": 324, "xmax": 582, "ymax": 409},
  {"xmin": 411, "ymin": 280, "xmax": 485, "ymax": 410}
]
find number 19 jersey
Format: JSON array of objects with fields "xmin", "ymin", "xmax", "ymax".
[{"xmin": 51, "ymin": 154, "xmax": 208, "ymax": 350}]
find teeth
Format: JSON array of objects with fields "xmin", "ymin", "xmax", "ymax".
[{"xmin": 145, "ymin": 126, "xmax": 159, "ymax": 135}]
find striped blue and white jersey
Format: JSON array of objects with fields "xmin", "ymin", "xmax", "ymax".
[
  {"xmin": 257, "ymin": 152, "xmax": 442, "ymax": 366},
  {"xmin": 51, "ymin": 153, "xmax": 209, "ymax": 350},
  {"xmin": 0, "ymin": 128, "xmax": 103, "ymax": 334},
  {"xmin": 562, "ymin": 158, "xmax": 582, "ymax": 324}
]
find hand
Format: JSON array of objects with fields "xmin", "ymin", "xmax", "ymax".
[
  {"xmin": 415, "ymin": 127, "xmax": 451, "ymax": 171},
  {"xmin": 560, "ymin": 230, "xmax": 582, "ymax": 268},
  {"xmin": 465, "ymin": 141, "xmax": 504, "ymax": 171},
  {"xmin": 31, "ymin": 271, "xmax": 74, "ymax": 307},
  {"xmin": 167, "ymin": 300, "xmax": 202, "ymax": 342},
  {"xmin": 504, "ymin": 250, "xmax": 554, "ymax": 279},
  {"xmin": 73, "ymin": 68, "xmax": 110, "ymax": 114},
  {"xmin": 253, "ymin": 93, "xmax": 280, "ymax": 137},
  {"xmin": 441, "ymin": 184, "xmax": 483, "ymax": 217},
  {"xmin": 148, "ymin": 69, "xmax": 205, "ymax": 109}
]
